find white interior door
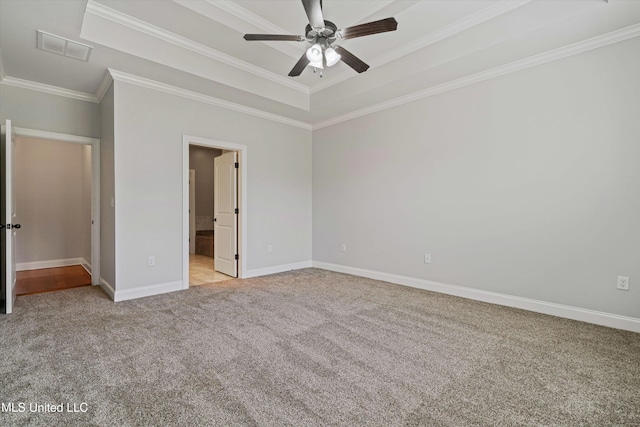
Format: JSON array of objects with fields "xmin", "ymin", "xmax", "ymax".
[
  {"xmin": 214, "ymin": 151, "xmax": 237, "ymax": 277},
  {"xmin": 2, "ymin": 120, "xmax": 17, "ymax": 314},
  {"xmin": 189, "ymin": 169, "xmax": 196, "ymax": 254}
]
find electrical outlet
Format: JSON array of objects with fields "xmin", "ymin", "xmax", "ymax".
[
  {"xmin": 341, "ymin": 244, "xmax": 346, "ymax": 252},
  {"xmin": 424, "ymin": 254, "xmax": 431, "ymax": 264},
  {"xmin": 148, "ymin": 256, "xmax": 156, "ymax": 267},
  {"xmin": 267, "ymin": 245, "xmax": 273, "ymax": 253},
  {"xmin": 617, "ymin": 276, "xmax": 630, "ymax": 291}
]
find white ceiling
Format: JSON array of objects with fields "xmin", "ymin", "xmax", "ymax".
[{"xmin": 1, "ymin": 0, "xmax": 639, "ymax": 128}]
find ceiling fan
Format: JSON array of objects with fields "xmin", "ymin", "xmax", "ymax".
[{"xmin": 243, "ymin": 0, "xmax": 398, "ymax": 77}]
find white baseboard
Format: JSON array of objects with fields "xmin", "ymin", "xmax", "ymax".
[
  {"xmin": 113, "ymin": 280, "xmax": 183, "ymax": 302},
  {"xmin": 80, "ymin": 259, "xmax": 91, "ymax": 275},
  {"xmin": 245, "ymin": 261, "xmax": 312, "ymax": 278},
  {"xmin": 100, "ymin": 277, "xmax": 115, "ymax": 300},
  {"xmin": 17, "ymin": 257, "xmax": 85, "ymax": 271},
  {"xmin": 312, "ymin": 261, "xmax": 640, "ymax": 334}
]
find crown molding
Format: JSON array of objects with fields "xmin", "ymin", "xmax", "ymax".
[
  {"xmin": 95, "ymin": 70, "xmax": 114, "ymax": 102},
  {"xmin": 185, "ymin": 0, "xmax": 303, "ymax": 59},
  {"xmin": 206, "ymin": 0, "xmax": 292, "ymax": 35},
  {"xmin": 3, "ymin": 20, "xmax": 635, "ymax": 133},
  {"xmin": 310, "ymin": 0, "xmax": 532, "ymax": 94},
  {"xmin": 85, "ymin": 0, "xmax": 309, "ymax": 95},
  {"xmin": 0, "ymin": 76, "xmax": 99, "ymax": 103},
  {"xmin": 313, "ymin": 23, "xmax": 640, "ymax": 130},
  {"xmin": 1, "ymin": 68, "xmax": 311, "ymax": 129},
  {"xmin": 108, "ymin": 69, "xmax": 312, "ymax": 130}
]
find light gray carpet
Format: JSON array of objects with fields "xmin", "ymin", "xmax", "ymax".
[{"xmin": 1, "ymin": 268, "xmax": 639, "ymax": 426}]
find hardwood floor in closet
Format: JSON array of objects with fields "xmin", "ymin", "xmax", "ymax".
[{"xmin": 16, "ymin": 265, "xmax": 91, "ymax": 296}]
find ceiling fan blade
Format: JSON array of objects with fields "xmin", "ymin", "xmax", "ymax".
[
  {"xmin": 244, "ymin": 34, "xmax": 305, "ymax": 41},
  {"xmin": 288, "ymin": 52, "xmax": 311, "ymax": 77},
  {"xmin": 335, "ymin": 46, "xmax": 369, "ymax": 73},
  {"xmin": 301, "ymin": 0, "xmax": 325, "ymax": 29},
  {"xmin": 338, "ymin": 17, "xmax": 398, "ymax": 40}
]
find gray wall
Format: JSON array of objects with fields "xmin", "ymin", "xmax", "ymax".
[
  {"xmin": 112, "ymin": 80, "xmax": 312, "ymax": 291},
  {"xmin": 313, "ymin": 38, "xmax": 640, "ymax": 319},
  {"xmin": 100, "ymin": 84, "xmax": 116, "ymax": 287},
  {"xmin": 15, "ymin": 137, "xmax": 90, "ymax": 264},
  {"xmin": 0, "ymin": 85, "xmax": 100, "ymax": 138},
  {"xmin": 189, "ymin": 145, "xmax": 222, "ymax": 220}
]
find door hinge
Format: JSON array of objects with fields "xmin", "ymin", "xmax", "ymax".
[
  {"xmin": 1, "ymin": 224, "xmax": 21, "ymax": 230},
  {"xmin": 234, "ymin": 162, "xmax": 239, "ymax": 169},
  {"xmin": 235, "ymin": 208, "xmax": 239, "ymax": 214},
  {"xmin": 235, "ymin": 254, "xmax": 239, "ymax": 260}
]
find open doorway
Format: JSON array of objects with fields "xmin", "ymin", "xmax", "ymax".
[
  {"xmin": 182, "ymin": 135, "xmax": 247, "ymax": 288},
  {"xmin": 12, "ymin": 130, "xmax": 100, "ymax": 296},
  {"xmin": 188, "ymin": 145, "xmax": 233, "ymax": 285}
]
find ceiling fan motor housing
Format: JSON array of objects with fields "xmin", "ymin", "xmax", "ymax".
[{"xmin": 305, "ymin": 20, "xmax": 338, "ymax": 46}]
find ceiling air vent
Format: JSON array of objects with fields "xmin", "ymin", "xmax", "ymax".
[{"xmin": 36, "ymin": 30, "xmax": 93, "ymax": 62}]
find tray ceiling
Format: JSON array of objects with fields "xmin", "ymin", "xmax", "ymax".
[{"xmin": 1, "ymin": 0, "xmax": 639, "ymax": 127}]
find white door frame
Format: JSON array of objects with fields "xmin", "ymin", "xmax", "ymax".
[
  {"xmin": 14, "ymin": 127, "xmax": 101, "ymax": 286},
  {"xmin": 2, "ymin": 120, "xmax": 17, "ymax": 313},
  {"xmin": 182, "ymin": 135, "xmax": 247, "ymax": 288}
]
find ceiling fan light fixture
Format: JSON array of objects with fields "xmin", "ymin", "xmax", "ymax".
[
  {"xmin": 306, "ymin": 43, "xmax": 323, "ymax": 61},
  {"xmin": 309, "ymin": 58, "xmax": 324, "ymax": 69},
  {"xmin": 325, "ymin": 47, "xmax": 341, "ymax": 67}
]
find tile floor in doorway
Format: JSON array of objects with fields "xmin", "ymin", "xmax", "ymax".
[{"xmin": 189, "ymin": 254, "xmax": 234, "ymax": 286}]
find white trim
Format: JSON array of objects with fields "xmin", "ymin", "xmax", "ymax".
[
  {"xmin": 17, "ymin": 258, "xmax": 85, "ymax": 271},
  {"xmin": 90, "ymin": 138, "xmax": 101, "ymax": 286},
  {"xmin": 205, "ymin": 0, "xmax": 291, "ymax": 36},
  {"xmin": 0, "ymin": 76, "xmax": 98, "ymax": 103},
  {"xmin": 99, "ymin": 277, "xmax": 115, "ymax": 300},
  {"xmin": 310, "ymin": 0, "xmax": 532, "ymax": 94},
  {"xmin": 80, "ymin": 259, "xmax": 92, "ymax": 275},
  {"xmin": 14, "ymin": 127, "xmax": 99, "ymax": 145},
  {"xmin": 113, "ymin": 281, "xmax": 183, "ymax": 302},
  {"xmin": 3, "ymin": 22, "xmax": 637, "ymax": 132},
  {"xmin": 86, "ymin": 0, "xmax": 308, "ymax": 95},
  {"xmin": 312, "ymin": 261, "xmax": 640, "ymax": 334},
  {"xmin": 245, "ymin": 261, "xmax": 313, "ymax": 279},
  {"xmin": 13, "ymin": 127, "xmax": 101, "ymax": 286},
  {"xmin": 312, "ymin": 23, "xmax": 640, "ymax": 129},
  {"xmin": 182, "ymin": 135, "xmax": 249, "ymax": 288},
  {"xmin": 95, "ymin": 70, "xmax": 114, "ymax": 103},
  {"xmin": 174, "ymin": 0, "xmax": 302, "ymax": 60},
  {"xmin": 109, "ymin": 69, "xmax": 312, "ymax": 130}
]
